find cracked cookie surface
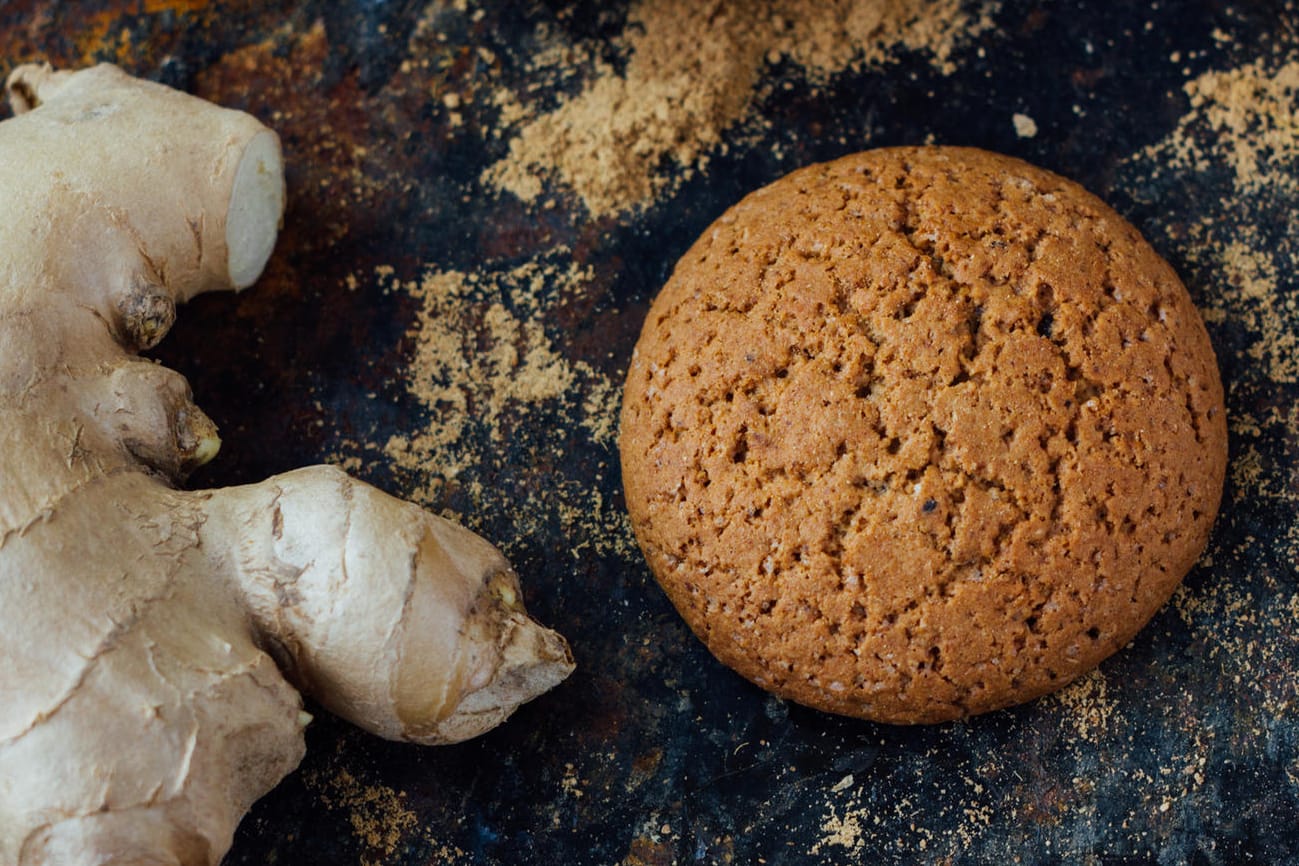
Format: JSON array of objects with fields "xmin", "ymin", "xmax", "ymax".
[{"xmin": 619, "ymin": 146, "xmax": 1228, "ymax": 724}]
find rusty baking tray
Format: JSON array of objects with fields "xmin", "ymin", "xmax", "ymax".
[{"xmin": 1, "ymin": 1, "xmax": 1295, "ymax": 862}]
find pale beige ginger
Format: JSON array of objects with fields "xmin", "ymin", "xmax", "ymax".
[{"xmin": 0, "ymin": 63, "xmax": 573, "ymax": 866}]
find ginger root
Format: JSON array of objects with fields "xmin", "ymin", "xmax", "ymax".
[{"xmin": 0, "ymin": 64, "xmax": 574, "ymax": 865}]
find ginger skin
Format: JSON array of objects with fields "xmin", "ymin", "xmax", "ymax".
[{"xmin": 0, "ymin": 64, "xmax": 573, "ymax": 866}]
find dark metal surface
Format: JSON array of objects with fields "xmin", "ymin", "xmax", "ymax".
[{"xmin": 2, "ymin": 1, "xmax": 1297, "ymax": 863}]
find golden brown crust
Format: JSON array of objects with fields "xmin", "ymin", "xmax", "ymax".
[{"xmin": 619, "ymin": 146, "xmax": 1228, "ymax": 724}]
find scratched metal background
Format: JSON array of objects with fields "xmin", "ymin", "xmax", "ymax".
[{"xmin": 2, "ymin": 1, "xmax": 1296, "ymax": 863}]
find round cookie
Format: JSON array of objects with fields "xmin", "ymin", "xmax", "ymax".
[{"xmin": 619, "ymin": 146, "xmax": 1227, "ymax": 724}]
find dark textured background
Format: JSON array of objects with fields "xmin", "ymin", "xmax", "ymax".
[{"xmin": 2, "ymin": 1, "xmax": 1297, "ymax": 863}]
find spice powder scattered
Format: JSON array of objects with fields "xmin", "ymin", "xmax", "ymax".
[
  {"xmin": 1128, "ymin": 53, "xmax": 1299, "ymax": 725},
  {"xmin": 484, "ymin": 0, "xmax": 1000, "ymax": 219},
  {"xmin": 306, "ymin": 765, "xmax": 469, "ymax": 866},
  {"xmin": 379, "ymin": 260, "xmax": 630, "ymax": 560},
  {"xmin": 1137, "ymin": 58, "xmax": 1299, "ymax": 386}
]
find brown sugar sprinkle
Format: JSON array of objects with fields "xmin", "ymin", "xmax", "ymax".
[
  {"xmin": 484, "ymin": 0, "xmax": 1000, "ymax": 219},
  {"xmin": 1138, "ymin": 58, "xmax": 1299, "ymax": 386},
  {"xmin": 305, "ymin": 765, "xmax": 469, "ymax": 866},
  {"xmin": 375, "ymin": 262, "xmax": 631, "ymax": 561},
  {"xmin": 1126, "ymin": 55, "xmax": 1299, "ymax": 725},
  {"xmin": 1146, "ymin": 58, "xmax": 1299, "ymax": 196}
]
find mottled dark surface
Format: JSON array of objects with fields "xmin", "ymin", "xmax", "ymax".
[{"xmin": 2, "ymin": 1, "xmax": 1297, "ymax": 863}]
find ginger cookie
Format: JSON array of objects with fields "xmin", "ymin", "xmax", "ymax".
[{"xmin": 619, "ymin": 146, "xmax": 1227, "ymax": 724}]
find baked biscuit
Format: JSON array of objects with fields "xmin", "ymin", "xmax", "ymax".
[{"xmin": 619, "ymin": 146, "xmax": 1227, "ymax": 724}]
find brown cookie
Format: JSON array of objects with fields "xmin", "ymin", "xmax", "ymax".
[{"xmin": 619, "ymin": 146, "xmax": 1227, "ymax": 724}]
